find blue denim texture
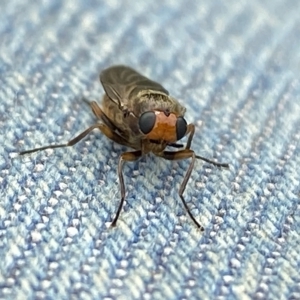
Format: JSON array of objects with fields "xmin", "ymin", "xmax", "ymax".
[{"xmin": 1, "ymin": 0, "xmax": 300, "ymax": 299}]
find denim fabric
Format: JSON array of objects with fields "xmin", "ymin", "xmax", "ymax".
[{"xmin": 1, "ymin": 0, "xmax": 300, "ymax": 299}]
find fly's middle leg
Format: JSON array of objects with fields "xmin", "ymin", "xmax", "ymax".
[
  {"xmin": 158, "ymin": 149, "xmax": 204, "ymax": 230},
  {"xmin": 19, "ymin": 121, "xmax": 136, "ymax": 156},
  {"xmin": 19, "ymin": 124, "xmax": 106, "ymax": 155}
]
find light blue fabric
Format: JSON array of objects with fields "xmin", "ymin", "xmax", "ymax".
[{"xmin": 1, "ymin": 0, "xmax": 300, "ymax": 299}]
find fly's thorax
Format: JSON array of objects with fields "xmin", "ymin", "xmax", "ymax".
[
  {"xmin": 141, "ymin": 139, "xmax": 168, "ymax": 154},
  {"xmin": 131, "ymin": 91, "xmax": 186, "ymax": 117}
]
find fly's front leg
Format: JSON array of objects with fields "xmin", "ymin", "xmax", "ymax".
[
  {"xmin": 185, "ymin": 123, "xmax": 195, "ymax": 150},
  {"xmin": 158, "ymin": 149, "xmax": 204, "ymax": 230},
  {"xmin": 185, "ymin": 123, "xmax": 229, "ymax": 168},
  {"xmin": 111, "ymin": 150, "xmax": 142, "ymax": 227}
]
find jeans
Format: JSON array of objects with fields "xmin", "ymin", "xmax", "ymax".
[{"xmin": 1, "ymin": 0, "xmax": 300, "ymax": 299}]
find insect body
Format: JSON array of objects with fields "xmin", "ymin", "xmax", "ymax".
[{"xmin": 20, "ymin": 65, "xmax": 229, "ymax": 230}]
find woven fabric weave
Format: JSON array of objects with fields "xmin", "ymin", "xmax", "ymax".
[{"xmin": 1, "ymin": 1, "xmax": 300, "ymax": 299}]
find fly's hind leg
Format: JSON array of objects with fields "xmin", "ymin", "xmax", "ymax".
[
  {"xmin": 88, "ymin": 100, "xmax": 104, "ymax": 119},
  {"xmin": 86, "ymin": 100, "xmax": 117, "ymax": 132},
  {"xmin": 82, "ymin": 98, "xmax": 102, "ymax": 118},
  {"xmin": 98, "ymin": 123, "xmax": 134, "ymax": 148}
]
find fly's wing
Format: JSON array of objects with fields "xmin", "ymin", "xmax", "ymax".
[{"xmin": 100, "ymin": 66, "xmax": 169, "ymax": 108}]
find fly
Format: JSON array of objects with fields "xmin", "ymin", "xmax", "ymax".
[{"xmin": 20, "ymin": 65, "xmax": 229, "ymax": 230}]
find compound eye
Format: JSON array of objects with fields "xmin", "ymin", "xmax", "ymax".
[
  {"xmin": 176, "ymin": 117, "xmax": 187, "ymax": 140},
  {"xmin": 139, "ymin": 111, "xmax": 156, "ymax": 134}
]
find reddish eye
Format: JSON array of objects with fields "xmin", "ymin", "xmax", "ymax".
[
  {"xmin": 139, "ymin": 111, "xmax": 156, "ymax": 134},
  {"xmin": 176, "ymin": 117, "xmax": 187, "ymax": 140}
]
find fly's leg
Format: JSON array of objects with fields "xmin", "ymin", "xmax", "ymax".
[
  {"xmin": 19, "ymin": 124, "xmax": 104, "ymax": 155},
  {"xmin": 159, "ymin": 149, "xmax": 204, "ymax": 230},
  {"xmin": 168, "ymin": 143, "xmax": 184, "ymax": 148},
  {"xmin": 89, "ymin": 100, "xmax": 104, "ymax": 119},
  {"xmin": 97, "ymin": 123, "xmax": 134, "ymax": 148},
  {"xmin": 111, "ymin": 150, "xmax": 142, "ymax": 227},
  {"xmin": 86, "ymin": 100, "xmax": 117, "ymax": 132},
  {"xmin": 185, "ymin": 124, "xmax": 195, "ymax": 150},
  {"xmin": 160, "ymin": 149, "xmax": 229, "ymax": 229},
  {"xmin": 19, "ymin": 123, "xmax": 134, "ymax": 155},
  {"xmin": 185, "ymin": 123, "xmax": 229, "ymax": 168},
  {"xmin": 195, "ymin": 155, "xmax": 229, "ymax": 168}
]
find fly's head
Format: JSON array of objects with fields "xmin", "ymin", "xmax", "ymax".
[{"xmin": 138, "ymin": 110, "xmax": 187, "ymax": 143}]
